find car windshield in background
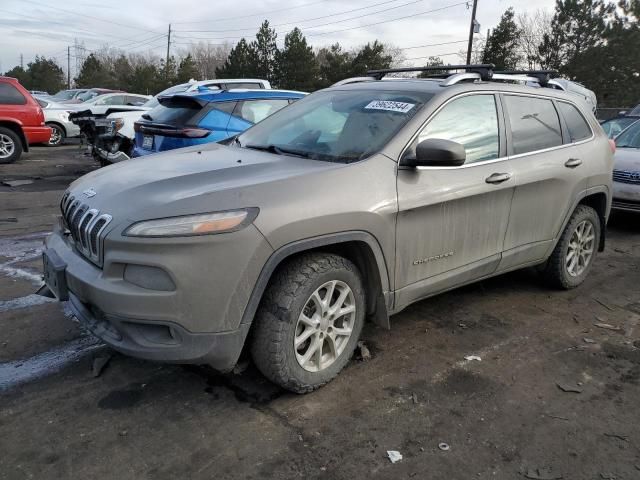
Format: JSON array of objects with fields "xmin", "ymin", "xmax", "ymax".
[
  {"xmin": 52, "ymin": 90, "xmax": 78, "ymax": 101},
  {"xmin": 601, "ymin": 117, "xmax": 638, "ymax": 138},
  {"xmin": 615, "ymin": 120, "xmax": 640, "ymax": 148},
  {"xmin": 237, "ymin": 90, "xmax": 433, "ymax": 162}
]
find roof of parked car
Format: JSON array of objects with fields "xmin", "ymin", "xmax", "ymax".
[{"xmin": 165, "ymin": 89, "xmax": 306, "ymax": 103}]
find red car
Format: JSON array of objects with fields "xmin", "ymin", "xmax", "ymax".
[{"xmin": 0, "ymin": 76, "xmax": 51, "ymax": 164}]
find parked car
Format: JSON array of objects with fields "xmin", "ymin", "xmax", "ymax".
[
  {"xmin": 0, "ymin": 76, "xmax": 51, "ymax": 163},
  {"xmin": 36, "ymin": 98, "xmax": 80, "ymax": 146},
  {"xmin": 42, "ymin": 66, "xmax": 613, "ymax": 393},
  {"xmin": 67, "ymin": 92, "xmax": 151, "ymax": 115},
  {"xmin": 612, "ymin": 120, "xmax": 640, "ymax": 212},
  {"xmin": 72, "ymin": 79, "xmax": 273, "ymax": 164},
  {"xmin": 132, "ymin": 89, "xmax": 304, "ymax": 158},
  {"xmin": 50, "ymin": 88, "xmax": 88, "ymax": 102},
  {"xmin": 600, "ymin": 116, "xmax": 639, "ymax": 139},
  {"xmin": 29, "ymin": 90, "xmax": 49, "ymax": 96},
  {"xmin": 62, "ymin": 88, "xmax": 121, "ymax": 104}
]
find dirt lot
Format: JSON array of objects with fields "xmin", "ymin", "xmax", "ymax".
[{"xmin": 1, "ymin": 144, "xmax": 639, "ymax": 480}]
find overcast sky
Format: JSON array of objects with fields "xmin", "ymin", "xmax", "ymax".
[{"xmin": 0, "ymin": 0, "xmax": 556, "ymax": 75}]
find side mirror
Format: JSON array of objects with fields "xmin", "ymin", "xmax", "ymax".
[{"xmin": 402, "ymin": 138, "xmax": 466, "ymax": 167}]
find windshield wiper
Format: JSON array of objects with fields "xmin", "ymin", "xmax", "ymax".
[{"xmin": 244, "ymin": 144, "xmax": 312, "ymax": 158}]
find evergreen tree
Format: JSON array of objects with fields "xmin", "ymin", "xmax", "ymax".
[
  {"xmin": 4, "ymin": 66, "xmax": 31, "ymax": 89},
  {"xmin": 350, "ymin": 41, "xmax": 392, "ymax": 75},
  {"xmin": 482, "ymin": 7, "xmax": 522, "ymax": 69},
  {"xmin": 316, "ymin": 43, "xmax": 353, "ymax": 88},
  {"xmin": 216, "ymin": 38, "xmax": 260, "ymax": 78},
  {"xmin": 26, "ymin": 56, "xmax": 65, "ymax": 92},
  {"xmin": 74, "ymin": 54, "xmax": 113, "ymax": 88},
  {"xmin": 274, "ymin": 28, "xmax": 317, "ymax": 90},
  {"xmin": 418, "ymin": 56, "xmax": 447, "ymax": 77},
  {"xmin": 251, "ymin": 20, "xmax": 278, "ymax": 82},
  {"xmin": 176, "ymin": 54, "xmax": 199, "ymax": 83}
]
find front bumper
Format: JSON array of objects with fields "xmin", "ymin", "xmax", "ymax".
[
  {"xmin": 44, "ymin": 222, "xmax": 272, "ymax": 370},
  {"xmin": 612, "ymin": 181, "xmax": 640, "ymax": 212}
]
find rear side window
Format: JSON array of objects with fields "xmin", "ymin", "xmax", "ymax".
[
  {"xmin": 417, "ymin": 94, "xmax": 500, "ymax": 164},
  {"xmin": 144, "ymin": 98, "xmax": 202, "ymax": 125},
  {"xmin": 0, "ymin": 83, "xmax": 27, "ymax": 105},
  {"xmin": 557, "ymin": 102, "xmax": 592, "ymax": 142},
  {"xmin": 504, "ymin": 95, "xmax": 562, "ymax": 154},
  {"xmin": 224, "ymin": 82, "xmax": 264, "ymax": 89},
  {"xmin": 234, "ymin": 99, "xmax": 290, "ymax": 124}
]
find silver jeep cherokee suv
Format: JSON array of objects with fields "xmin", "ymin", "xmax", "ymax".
[{"xmin": 42, "ymin": 65, "xmax": 614, "ymax": 393}]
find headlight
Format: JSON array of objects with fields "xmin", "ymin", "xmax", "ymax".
[
  {"xmin": 111, "ymin": 118, "xmax": 125, "ymax": 132},
  {"xmin": 124, "ymin": 209, "xmax": 258, "ymax": 237}
]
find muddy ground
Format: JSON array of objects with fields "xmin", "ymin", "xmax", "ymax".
[{"xmin": 1, "ymin": 144, "xmax": 639, "ymax": 480}]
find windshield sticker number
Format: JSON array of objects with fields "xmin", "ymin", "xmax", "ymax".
[{"xmin": 364, "ymin": 100, "xmax": 415, "ymax": 113}]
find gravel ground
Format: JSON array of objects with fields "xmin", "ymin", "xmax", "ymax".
[{"xmin": 0, "ymin": 144, "xmax": 639, "ymax": 480}]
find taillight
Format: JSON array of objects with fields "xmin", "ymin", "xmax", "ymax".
[
  {"xmin": 182, "ymin": 128, "xmax": 210, "ymax": 138},
  {"xmin": 608, "ymin": 139, "xmax": 616, "ymax": 153}
]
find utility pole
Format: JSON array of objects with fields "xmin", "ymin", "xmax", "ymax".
[
  {"xmin": 20, "ymin": 54, "xmax": 23, "ymax": 70},
  {"xmin": 466, "ymin": 0, "xmax": 479, "ymax": 65},
  {"xmin": 165, "ymin": 23, "xmax": 172, "ymax": 79},
  {"xmin": 67, "ymin": 46, "xmax": 71, "ymax": 89}
]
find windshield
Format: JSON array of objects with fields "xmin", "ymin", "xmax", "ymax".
[
  {"xmin": 601, "ymin": 117, "xmax": 637, "ymax": 138},
  {"xmin": 52, "ymin": 90, "xmax": 78, "ymax": 100},
  {"xmin": 615, "ymin": 120, "xmax": 640, "ymax": 148},
  {"xmin": 237, "ymin": 89, "xmax": 433, "ymax": 162}
]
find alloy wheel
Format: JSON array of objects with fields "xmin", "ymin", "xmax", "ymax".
[
  {"xmin": 294, "ymin": 280, "xmax": 356, "ymax": 372},
  {"xmin": 566, "ymin": 219, "xmax": 595, "ymax": 277},
  {"xmin": 0, "ymin": 134, "xmax": 15, "ymax": 159}
]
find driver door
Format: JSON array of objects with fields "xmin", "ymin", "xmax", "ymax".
[{"xmin": 395, "ymin": 93, "xmax": 515, "ymax": 307}]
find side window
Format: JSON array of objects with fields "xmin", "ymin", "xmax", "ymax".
[
  {"xmin": 235, "ymin": 99, "xmax": 290, "ymax": 124},
  {"xmin": 557, "ymin": 101, "xmax": 592, "ymax": 142},
  {"xmin": 199, "ymin": 102, "xmax": 237, "ymax": 130},
  {"xmin": 127, "ymin": 95, "xmax": 147, "ymax": 106},
  {"xmin": 417, "ymin": 94, "xmax": 500, "ymax": 164},
  {"xmin": 0, "ymin": 83, "xmax": 27, "ymax": 105},
  {"xmin": 224, "ymin": 82, "xmax": 262, "ymax": 89},
  {"xmin": 504, "ymin": 95, "xmax": 563, "ymax": 154}
]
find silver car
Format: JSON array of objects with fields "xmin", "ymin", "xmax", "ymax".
[
  {"xmin": 36, "ymin": 97, "xmax": 80, "ymax": 146},
  {"xmin": 42, "ymin": 66, "xmax": 614, "ymax": 393},
  {"xmin": 612, "ymin": 120, "xmax": 640, "ymax": 212}
]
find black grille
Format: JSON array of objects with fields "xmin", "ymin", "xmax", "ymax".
[
  {"xmin": 613, "ymin": 169, "xmax": 640, "ymax": 185},
  {"xmin": 60, "ymin": 193, "xmax": 112, "ymax": 266}
]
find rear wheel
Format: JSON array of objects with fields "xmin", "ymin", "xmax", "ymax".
[
  {"xmin": 0, "ymin": 127, "xmax": 22, "ymax": 164},
  {"xmin": 251, "ymin": 253, "xmax": 365, "ymax": 393},
  {"xmin": 46, "ymin": 123, "xmax": 65, "ymax": 147},
  {"xmin": 542, "ymin": 205, "xmax": 600, "ymax": 289}
]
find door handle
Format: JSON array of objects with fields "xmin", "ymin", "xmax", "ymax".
[
  {"xmin": 485, "ymin": 172, "xmax": 512, "ymax": 184},
  {"xmin": 565, "ymin": 158, "xmax": 582, "ymax": 168}
]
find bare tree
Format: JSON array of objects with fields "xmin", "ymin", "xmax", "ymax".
[
  {"xmin": 181, "ymin": 41, "xmax": 233, "ymax": 80},
  {"xmin": 517, "ymin": 10, "xmax": 554, "ymax": 69}
]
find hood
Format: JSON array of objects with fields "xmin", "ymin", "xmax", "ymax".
[
  {"xmin": 614, "ymin": 148, "xmax": 640, "ymax": 171},
  {"xmin": 66, "ymin": 143, "xmax": 344, "ymax": 225}
]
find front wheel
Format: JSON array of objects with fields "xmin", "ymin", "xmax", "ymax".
[
  {"xmin": 251, "ymin": 253, "xmax": 366, "ymax": 393},
  {"xmin": 542, "ymin": 205, "xmax": 601, "ymax": 289},
  {"xmin": 46, "ymin": 123, "xmax": 65, "ymax": 147}
]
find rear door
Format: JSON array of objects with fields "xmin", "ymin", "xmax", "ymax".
[
  {"xmin": 498, "ymin": 94, "xmax": 589, "ymax": 270},
  {"xmin": 395, "ymin": 93, "xmax": 515, "ymax": 306}
]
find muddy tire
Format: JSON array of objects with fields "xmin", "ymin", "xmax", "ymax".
[
  {"xmin": 251, "ymin": 253, "xmax": 366, "ymax": 393},
  {"xmin": 0, "ymin": 127, "xmax": 22, "ymax": 164},
  {"xmin": 542, "ymin": 205, "xmax": 600, "ymax": 289}
]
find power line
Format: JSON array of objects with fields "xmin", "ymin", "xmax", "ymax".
[
  {"xmin": 172, "ymin": 0, "xmax": 328, "ymax": 24},
  {"xmin": 176, "ymin": 0, "xmax": 427, "ymax": 33},
  {"xmin": 398, "ymin": 39, "xmax": 468, "ymax": 50}
]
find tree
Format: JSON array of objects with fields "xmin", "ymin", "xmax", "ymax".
[
  {"xmin": 176, "ymin": 54, "xmax": 199, "ymax": 83},
  {"xmin": 251, "ymin": 20, "xmax": 278, "ymax": 82},
  {"xmin": 482, "ymin": 7, "xmax": 522, "ymax": 69},
  {"xmin": 25, "ymin": 56, "xmax": 65, "ymax": 92},
  {"xmin": 4, "ymin": 66, "xmax": 31, "ymax": 88},
  {"xmin": 418, "ymin": 56, "xmax": 448, "ymax": 77},
  {"xmin": 187, "ymin": 41, "xmax": 232, "ymax": 79},
  {"xmin": 517, "ymin": 10, "xmax": 554, "ymax": 69},
  {"xmin": 274, "ymin": 28, "xmax": 317, "ymax": 90},
  {"xmin": 350, "ymin": 41, "xmax": 392, "ymax": 75},
  {"xmin": 316, "ymin": 43, "xmax": 353, "ymax": 88},
  {"xmin": 75, "ymin": 54, "xmax": 113, "ymax": 88},
  {"xmin": 216, "ymin": 38, "xmax": 260, "ymax": 78}
]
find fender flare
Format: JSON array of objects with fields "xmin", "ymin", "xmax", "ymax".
[{"xmin": 240, "ymin": 231, "xmax": 392, "ymax": 328}]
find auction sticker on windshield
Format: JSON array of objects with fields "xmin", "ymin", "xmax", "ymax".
[{"xmin": 364, "ymin": 100, "xmax": 415, "ymax": 113}]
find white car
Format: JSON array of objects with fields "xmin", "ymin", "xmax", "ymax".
[
  {"xmin": 94, "ymin": 79, "xmax": 271, "ymax": 163},
  {"xmin": 35, "ymin": 97, "xmax": 80, "ymax": 146},
  {"xmin": 67, "ymin": 92, "xmax": 152, "ymax": 115},
  {"xmin": 612, "ymin": 120, "xmax": 640, "ymax": 213}
]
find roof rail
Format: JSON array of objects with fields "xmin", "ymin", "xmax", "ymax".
[
  {"xmin": 331, "ymin": 76, "xmax": 377, "ymax": 87},
  {"xmin": 367, "ymin": 64, "xmax": 495, "ymax": 81},
  {"xmin": 494, "ymin": 70, "xmax": 559, "ymax": 87}
]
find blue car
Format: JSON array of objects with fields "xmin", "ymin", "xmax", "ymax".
[{"xmin": 132, "ymin": 89, "xmax": 306, "ymax": 157}]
